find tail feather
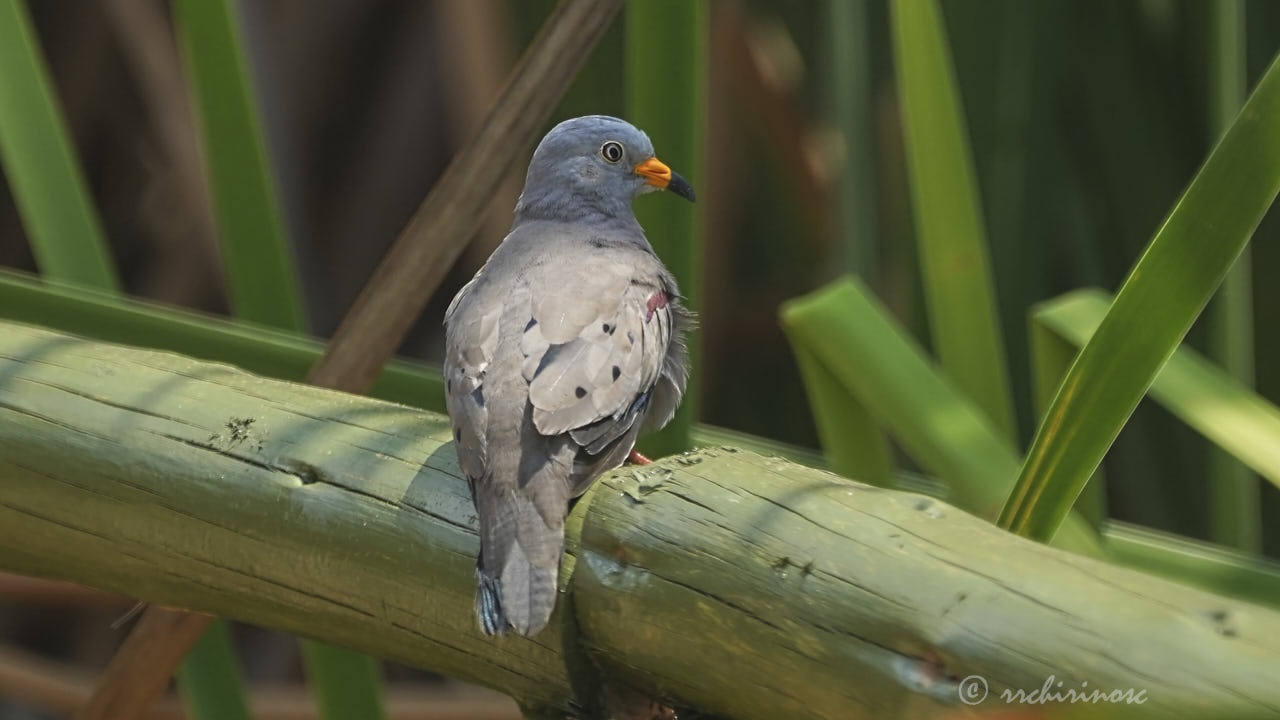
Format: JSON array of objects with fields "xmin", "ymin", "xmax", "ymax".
[
  {"xmin": 473, "ymin": 467, "xmax": 569, "ymax": 636},
  {"xmin": 500, "ymin": 539, "xmax": 559, "ymax": 635},
  {"xmin": 472, "ymin": 417, "xmax": 574, "ymax": 637},
  {"xmin": 475, "ymin": 531, "xmax": 562, "ymax": 636},
  {"xmin": 475, "ymin": 572, "xmax": 507, "ymax": 636}
]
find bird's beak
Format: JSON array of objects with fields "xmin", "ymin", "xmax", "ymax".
[{"xmin": 634, "ymin": 157, "xmax": 696, "ymax": 202}]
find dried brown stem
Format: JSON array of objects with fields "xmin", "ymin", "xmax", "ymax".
[
  {"xmin": 72, "ymin": 608, "xmax": 212, "ymax": 720},
  {"xmin": 307, "ymin": 0, "xmax": 625, "ymax": 392},
  {"xmin": 0, "ymin": 572, "xmax": 132, "ymax": 605},
  {"xmin": 101, "ymin": 0, "xmax": 221, "ymax": 306}
]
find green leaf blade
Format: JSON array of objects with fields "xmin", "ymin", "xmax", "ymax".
[
  {"xmin": 301, "ymin": 640, "xmax": 386, "ymax": 720},
  {"xmin": 0, "ymin": 268, "xmax": 444, "ymax": 412},
  {"xmin": 781, "ymin": 277, "xmax": 1101, "ymax": 558},
  {"xmin": 1001, "ymin": 53, "xmax": 1280, "ymax": 542},
  {"xmin": 1104, "ymin": 521, "xmax": 1280, "ymax": 612},
  {"xmin": 0, "ymin": 0, "xmax": 118, "ymax": 290},
  {"xmin": 172, "ymin": 0, "xmax": 305, "ymax": 331},
  {"xmin": 787, "ymin": 340, "xmax": 894, "ymax": 486},
  {"xmin": 177, "ymin": 620, "xmax": 253, "ymax": 720},
  {"xmin": 888, "ymin": 0, "xmax": 1016, "ymax": 440},
  {"xmin": 1029, "ymin": 312, "xmax": 1107, "ymax": 528},
  {"xmin": 783, "ymin": 278, "xmax": 1013, "ymax": 512},
  {"xmin": 1035, "ymin": 289, "xmax": 1280, "ymax": 494}
]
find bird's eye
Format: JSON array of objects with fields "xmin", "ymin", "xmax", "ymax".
[{"xmin": 600, "ymin": 141, "xmax": 624, "ymax": 164}]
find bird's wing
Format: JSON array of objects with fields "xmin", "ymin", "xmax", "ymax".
[
  {"xmin": 521, "ymin": 258, "xmax": 676, "ymax": 450},
  {"xmin": 443, "ymin": 275, "xmax": 501, "ymax": 484}
]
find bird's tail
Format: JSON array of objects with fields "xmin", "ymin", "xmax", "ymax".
[
  {"xmin": 474, "ymin": 570, "xmax": 509, "ymax": 636},
  {"xmin": 474, "ymin": 547, "xmax": 560, "ymax": 636},
  {"xmin": 474, "ymin": 483, "xmax": 567, "ymax": 636}
]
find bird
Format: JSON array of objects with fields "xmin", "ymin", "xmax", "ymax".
[{"xmin": 444, "ymin": 115, "xmax": 694, "ymax": 636}]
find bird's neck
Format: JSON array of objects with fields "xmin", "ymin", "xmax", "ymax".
[{"xmin": 512, "ymin": 188, "xmax": 643, "ymax": 235}]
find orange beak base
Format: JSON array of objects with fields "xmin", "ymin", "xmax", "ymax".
[
  {"xmin": 634, "ymin": 157, "xmax": 673, "ymax": 188},
  {"xmin": 634, "ymin": 156, "xmax": 695, "ymax": 202}
]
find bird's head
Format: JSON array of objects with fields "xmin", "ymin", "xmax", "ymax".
[{"xmin": 514, "ymin": 115, "xmax": 695, "ymax": 225}]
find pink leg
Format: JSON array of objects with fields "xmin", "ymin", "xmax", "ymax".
[{"xmin": 627, "ymin": 449, "xmax": 653, "ymax": 465}]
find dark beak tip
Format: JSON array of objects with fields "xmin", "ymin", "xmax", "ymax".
[{"xmin": 668, "ymin": 173, "xmax": 696, "ymax": 203}]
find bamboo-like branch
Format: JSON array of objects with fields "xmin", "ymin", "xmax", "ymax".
[{"xmin": 2, "ymin": 322, "xmax": 1279, "ymax": 718}]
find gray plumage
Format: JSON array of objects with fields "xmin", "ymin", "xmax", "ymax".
[{"xmin": 444, "ymin": 116, "xmax": 693, "ymax": 636}]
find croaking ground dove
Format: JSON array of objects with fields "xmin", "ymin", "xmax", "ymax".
[{"xmin": 444, "ymin": 115, "xmax": 695, "ymax": 636}]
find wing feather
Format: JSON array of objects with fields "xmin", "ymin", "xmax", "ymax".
[
  {"xmin": 525, "ymin": 274, "xmax": 671, "ymax": 438},
  {"xmin": 443, "ymin": 278, "xmax": 501, "ymax": 482}
]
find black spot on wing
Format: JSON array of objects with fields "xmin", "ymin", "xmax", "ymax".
[
  {"xmin": 602, "ymin": 322, "xmax": 614, "ymax": 334},
  {"xmin": 525, "ymin": 317, "xmax": 538, "ymax": 331},
  {"xmin": 612, "ymin": 365, "xmax": 621, "ymax": 381},
  {"xmin": 569, "ymin": 387, "xmax": 654, "ymax": 455},
  {"xmin": 575, "ymin": 386, "xmax": 587, "ymax": 399}
]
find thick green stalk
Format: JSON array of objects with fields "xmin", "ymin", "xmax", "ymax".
[
  {"xmin": 1000, "ymin": 53, "xmax": 1280, "ymax": 542},
  {"xmin": 888, "ymin": 0, "xmax": 1016, "ymax": 440},
  {"xmin": 4, "ymin": 322, "xmax": 1279, "ymax": 717},
  {"xmin": 1205, "ymin": 0, "xmax": 1259, "ymax": 552},
  {"xmin": 11, "ymin": 268, "xmax": 1280, "ymax": 608},
  {"xmin": 0, "ymin": 0, "xmax": 117, "ymax": 289},
  {"xmin": 625, "ymin": 0, "xmax": 705, "ymax": 457}
]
